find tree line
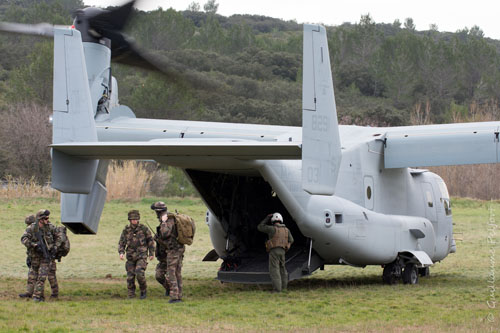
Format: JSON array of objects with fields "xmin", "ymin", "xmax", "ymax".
[{"xmin": 1, "ymin": 0, "xmax": 499, "ymax": 198}]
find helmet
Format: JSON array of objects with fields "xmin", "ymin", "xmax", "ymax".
[
  {"xmin": 25, "ymin": 215, "xmax": 35, "ymax": 225},
  {"xmin": 150, "ymin": 201, "xmax": 167, "ymax": 212},
  {"xmin": 270, "ymin": 212, "xmax": 283, "ymax": 223},
  {"xmin": 128, "ymin": 210, "xmax": 140, "ymax": 220},
  {"xmin": 36, "ymin": 209, "xmax": 50, "ymax": 221}
]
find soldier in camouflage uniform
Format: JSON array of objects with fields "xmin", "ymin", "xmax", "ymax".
[
  {"xmin": 157, "ymin": 204, "xmax": 185, "ymax": 303},
  {"xmin": 257, "ymin": 213, "xmax": 294, "ymax": 293},
  {"xmin": 20, "ymin": 209, "xmax": 61, "ymax": 302},
  {"xmin": 151, "ymin": 201, "xmax": 170, "ymax": 296},
  {"xmin": 118, "ymin": 210, "xmax": 155, "ymax": 299}
]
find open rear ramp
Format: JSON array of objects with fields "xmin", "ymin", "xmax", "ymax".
[{"xmin": 217, "ymin": 246, "xmax": 324, "ymax": 284}]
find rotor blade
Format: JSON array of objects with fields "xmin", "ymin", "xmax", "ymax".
[
  {"xmin": 87, "ymin": 0, "xmax": 136, "ymax": 32},
  {"xmin": 0, "ymin": 22, "xmax": 58, "ymax": 37}
]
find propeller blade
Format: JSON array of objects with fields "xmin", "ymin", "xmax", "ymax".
[{"xmin": 87, "ymin": 0, "xmax": 136, "ymax": 32}]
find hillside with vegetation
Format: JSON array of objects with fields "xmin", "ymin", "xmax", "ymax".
[{"xmin": 1, "ymin": 0, "xmax": 500, "ymax": 198}]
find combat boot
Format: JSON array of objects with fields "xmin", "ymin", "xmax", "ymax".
[
  {"xmin": 168, "ymin": 298, "xmax": 182, "ymax": 304},
  {"xmin": 18, "ymin": 293, "xmax": 32, "ymax": 298},
  {"xmin": 50, "ymin": 294, "xmax": 58, "ymax": 300},
  {"xmin": 140, "ymin": 290, "xmax": 147, "ymax": 299},
  {"xmin": 33, "ymin": 297, "xmax": 44, "ymax": 303}
]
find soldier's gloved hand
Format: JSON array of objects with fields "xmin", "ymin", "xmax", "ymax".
[{"xmin": 119, "ymin": 253, "xmax": 124, "ymax": 260}]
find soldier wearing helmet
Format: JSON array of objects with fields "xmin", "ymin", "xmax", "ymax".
[
  {"xmin": 151, "ymin": 201, "xmax": 185, "ymax": 303},
  {"xmin": 118, "ymin": 210, "xmax": 155, "ymax": 299},
  {"xmin": 20, "ymin": 209, "xmax": 61, "ymax": 302},
  {"xmin": 150, "ymin": 201, "xmax": 170, "ymax": 297},
  {"xmin": 257, "ymin": 212, "xmax": 294, "ymax": 293}
]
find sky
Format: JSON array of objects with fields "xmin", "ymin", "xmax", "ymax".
[{"xmin": 83, "ymin": 0, "xmax": 500, "ymax": 40}]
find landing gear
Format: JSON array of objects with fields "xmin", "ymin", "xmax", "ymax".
[
  {"xmin": 402, "ymin": 263, "xmax": 418, "ymax": 284},
  {"xmin": 383, "ymin": 259, "xmax": 422, "ymax": 285},
  {"xmin": 418, "ymin": 266, "xmax": 430, "ymax": 277},
  {"xmin": 382, "ymin": 261, "xmax": 402, "ymax": 285}
]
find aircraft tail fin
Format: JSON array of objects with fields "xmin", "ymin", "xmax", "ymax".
[
  {"xmin": 301, "ymin": 24, "xmax": 342, "ymax": 195},
  {"xmin": 51, "ymin": 28, "xmax": 108, "ymax": 234}
]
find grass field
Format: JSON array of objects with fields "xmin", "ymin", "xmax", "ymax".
[{"xmin": 0, "ymin": 197, "xmax": 498, "ymax": 332}]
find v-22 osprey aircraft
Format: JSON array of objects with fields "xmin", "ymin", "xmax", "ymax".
[{"xmin": 2, "ymin": 1, "xmax": 498, "ymax": 285}]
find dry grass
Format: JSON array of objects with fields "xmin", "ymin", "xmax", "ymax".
[
  {"xmin": 430, "ymin": 164, "xmax": 500, "ymax": 200},
  {"xmin": 0, "ymin": 175, "xmax": 59, "ymax": 199},
  {"xmin": 106, "ymin": 161, "xmax": 154, "ymax": 201}
]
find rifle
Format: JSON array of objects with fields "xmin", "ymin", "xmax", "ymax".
[
  {"xmin": 34, "ymin": 224, "xmax": 54, "ymax": 261},
  {"xmin": 144, "ymin": 220, "xmax": 169, "ymax": 250}
]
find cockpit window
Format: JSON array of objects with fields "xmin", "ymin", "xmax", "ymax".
[
  {"xmin": 437, "ymin": 180, "xmax": 452, "ymax": 216},
  {"xmin": 437, "ymin": 180, "xmax": 450, "ymax": 199},
  {"xmin": 443, "ymin": 198, "xmax": 452, "ymax": 216}
]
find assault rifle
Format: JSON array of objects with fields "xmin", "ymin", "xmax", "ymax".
[
  {"xmin": 144, "ymin": 220, "xmax": 169, "ymax": 250},
  {"xmin": 34, "ymin": 224, "xmax": 55, "ymax": 261}
]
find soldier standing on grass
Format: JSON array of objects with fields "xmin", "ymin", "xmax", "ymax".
[
  {"xmin": 150, "ymin": 201, "xmax": 170, "ymax": 297},
  {"xmin": 158, "ymin": 205, "xmax": 185, "ymax": 304},
  {"xmin": 20, "ymin": 209, "xmax": 61, "ymax": 302},
  {"xmin": 257, "ymin": 213, "xmax": 294, "ymax": 293},
  {"xmin": 118, "ymin": 210, "xmax": 155, "ymax": 299}
]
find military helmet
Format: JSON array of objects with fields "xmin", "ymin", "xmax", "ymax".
[
  {"xmin": 128, "ymin": 210, "xmax": 140, "ymax": 220},
  {"xmin": 25, "ymin": 214, "xmax": 35, "ymax": 225},
  {"xmin": 35, "ymin": 209, "xmax": 50, "ymax": 221},
  {"xmin": 271, "ymin": 212, "xmax": 283, "ymax": 223},
  {"xmin": 151, "ymin": 201, "xmax": 167, "ymax": 212}
]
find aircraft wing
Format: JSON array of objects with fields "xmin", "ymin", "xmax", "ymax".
[
  {"xmin": 51, "ymin": 139, "xmax": 302, "ymax": 160},
  {"xmin": 384, "ymin": 122, "xmax": 499, "ymax": 168}
]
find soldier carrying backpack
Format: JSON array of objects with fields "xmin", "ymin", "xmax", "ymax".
[{"xmin": 152, "ymin": 201, "xmax": 195, "ymax": 304}]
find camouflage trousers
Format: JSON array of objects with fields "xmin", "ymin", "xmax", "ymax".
[
  {"xmin": 29, "ymin": 257, "xmax": 58, "ymax": 299},
  {"xmin": 155, "ymin": 259, "xmax": 170, "ymax": 294},
  {"xmin": 126, "ymin": 258, "xmax": 148, "ymax": 296},
  {"xmin": 166, "ymin": 247, "xmax": 184, "ymax": 300},
  {"xmin": 269, "ymin": 247, "xmax": 288, "ymax": 292}
]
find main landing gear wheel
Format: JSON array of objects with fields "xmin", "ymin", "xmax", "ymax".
[
  {"xmin": 402, "ymin": 263, "xmax": 419, "ymax": 284},
  {"xmin": 382, "ymin": 262, "xmax": 402, "ymax": 285}
]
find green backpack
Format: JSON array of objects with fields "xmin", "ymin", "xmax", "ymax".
[
  {"xmin": 55, "ymin": 226, "xmax": 71, "ymax": 258},
  {"xmin": 171, "ymin": 212, "xmax": 196, "ymax": 246}
]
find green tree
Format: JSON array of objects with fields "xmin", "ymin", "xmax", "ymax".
[{"xmin": 203, "ymin": 0, "xmax": 218, "ymax": 14}]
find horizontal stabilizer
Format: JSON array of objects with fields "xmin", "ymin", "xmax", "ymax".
[
  {"xmin": 51, "ymin": 140, "xmax": 301, "ymax": 160},
  {"xmin": 384, "ymin": 122, "xmax": 499, "ymax": 168}
]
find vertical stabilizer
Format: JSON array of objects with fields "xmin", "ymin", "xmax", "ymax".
[{"xmin": 301, "ymin": 24, "xmax": 341, "ymax": 195}]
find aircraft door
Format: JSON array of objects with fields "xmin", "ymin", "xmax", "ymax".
[
  {"xmin": 363, "ymin": 176, "xmax": 374, "ymax": 210},
  {"xmin": 421, "ymin": 182, "xmax": 437, "ymax": 222}
]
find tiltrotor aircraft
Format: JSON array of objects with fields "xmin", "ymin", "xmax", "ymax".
[{"xmin": 2, "ymin": 1, "xmax": 497, "ymax": 285}]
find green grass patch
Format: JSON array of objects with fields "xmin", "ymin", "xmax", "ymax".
[{"xmin": 0, "ymin": 197, "xmax": 498, "ymax": 331}]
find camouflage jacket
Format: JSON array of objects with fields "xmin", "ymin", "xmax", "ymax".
[
  {"xmin": 159, "ymin": 213, "xmax": 184, "ymax": 251},
  {"xmin": 21, "ymin": 222, "xmax": 61, "ymax": 260},
  {"xmin": 118, "ymin": 223, "xmax": 155, "ymax": 259}
]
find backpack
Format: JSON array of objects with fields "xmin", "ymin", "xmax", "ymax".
[
  {"xmin": 173, "ymin": 212, "xmax": 196, "ymax": 245},
  {"xmin": 55, "ymin": 226, "xmax": 70, "ymax": 258}
]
